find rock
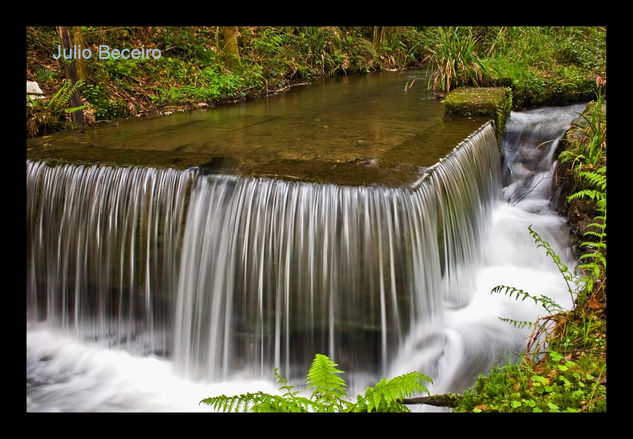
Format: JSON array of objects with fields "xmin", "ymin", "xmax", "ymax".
[
  {"xmin": 27, "ymin": 81, "xmax": 45, "ymax": 100},
  {"xmin": 443, "ymin": 87, "xmax": 513, "ymax": 146}
]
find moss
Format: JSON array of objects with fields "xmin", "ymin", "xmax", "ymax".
[{"xmin": 444, "ymin": 87, "xmax": 512, "ymax": 146}]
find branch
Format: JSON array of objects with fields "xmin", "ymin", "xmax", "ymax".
[{"xmin": 400, "ymin": 393, "xmax": 462, "ymax": 408}]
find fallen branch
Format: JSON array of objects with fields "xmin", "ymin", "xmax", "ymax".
[{"xmin": 400, "ymin": 393, "xmax": 462, "ymax": 408}]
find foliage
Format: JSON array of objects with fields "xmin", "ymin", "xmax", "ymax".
[
  {"xmin": 79, "ymin": 82, "xmax": 128, "ymax": 120},
  {"xmin": 561, "ymin": 93, "xmax": 607, "ymax": 301},
  {"xmin": 462, "ymin": 224, "xmax": 606, "ymax": 412},
  {"xmin": 27, "ymin": 79, "xmax": 87, "ymax": 135},
  {"xmin": 463, "ymin": 95, "xmax": 607, "ymax": 413},
  {"xmin": 455, "ymin": 352, "xmax": 605, "ymax": 413},
  {"xmin": 425, "ymin": 27, "xmax": 486, "ymax": 93},
  {"xmin": 26, "ymin": 26, "xmax": 605, "ymax": 137},
  {"xmin": 568, "ymin": 167, "xmax": 606, "ymax": 300},
  {"xmin": 350, "ymin": 372, "xmax": 431, "ymax": 413},
  {"xmin": 200, "ymin": 353, "xmax": 432, "ymax": 413},
  {"xmin": 558, "ymin": 91, "xmax": 606, "ymax": 173},
  {"xmin": 476, "ymin": 26, "xmax": 604, "ymax": 108}
]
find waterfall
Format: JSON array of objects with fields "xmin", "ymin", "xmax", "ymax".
[
  {"xmin": 172, "ymin": 121, "xmax": 501, "ymax": 383},
  {"xmin": 27, "ymin": 161, "xmax": 195, "ymax": 356},
  {"xmin": 389, "ymin": 104, "xmax": 584, "ymax": 399},
  {"xmin": 31, "ymin": 105, "xmax": 593, "ymax": 411},
  {"xmin": 26, "ymin": 121, "xmax": 500, "ymax": 389}
]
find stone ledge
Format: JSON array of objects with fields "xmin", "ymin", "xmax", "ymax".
[{"xmin": 444, "ymin": 87, "xmax": 513, "ymax": 145}]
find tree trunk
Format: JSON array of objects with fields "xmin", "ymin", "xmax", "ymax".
[
  {"xmin": 222, "ymin": 26, "xmax": 241, "ymax": 67},
  {"xmin": 72, "ymin": 26, "xmax": 87, "ymax": 80},
  {"xmin": 56, "ymin": 26, "xmax": 84, "ymax": 126}
]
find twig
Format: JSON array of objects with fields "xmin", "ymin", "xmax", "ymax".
[{"xmin": 400, "ymin": 393, "xmax": 462, "ymax": 408}]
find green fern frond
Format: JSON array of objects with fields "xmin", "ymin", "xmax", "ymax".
[
  {"xmin": 352, "ymin": 371, "xmax": 432, "ymax": 413},
  {"xmin": 582, "ymin": 231, "xmax": 605, "ymax": 240},
  {"xmin": 578, "ymin": 252, "xmax": 606, "ymax": 267},
  {"xmin": 498, "ymin": 317, "xmax": 537, "ymax": 330},
  {"xmin": 200, "ymin": 353, "xmax": 434, "ymax": 413},
  {"xmin": 578, "ymin": 262, "xmax": 602, "ymax": 279},
  {"xmin": 528, "ymin": 226, "xmax": 569, "ymax": 275},
  {"xmin": 200, "ymin": 392, "xmax": 265, "ymax": 412},
  {"xmin": 577, "ymin": 170, "xmax": 606, "ymax": 191},
  {"xmin": 273, "ymin": 367, "xmax": 299, "ymax": 398},
  {"xmin": 65, "ymin": 105, "xmax": 88, "ymax": 113},
  {"xmin": 306, "ymin": 353, "xmax": 348, "ymax": 410},
  {"xmin": 48, "ymin": 79, "xmax": 86, "ymax": 115},
  {"xmin": 567, "ymin": 189, "xmax": 604, "ymax": 203},
  {"xmin": 200, "ymin": 390, "xmax": 314, "ymax": 413},
  {"xmin": 491, "ymin": 285, "xmax": 563, "ymax": 314},
  {"xmin": 580, "ymin": 241, "xmax": 606, "ymax": 250},
  {"xmin": 557, "ymin": 150, "xmax": 575, "ymax": 164},
  {"xmin": 585, "ymin": 222, "xmax": 606, "ymax": 232}
]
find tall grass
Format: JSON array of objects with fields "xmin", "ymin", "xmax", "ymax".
[{"xmin": 425, "ymin": 27, "xmax": 486, "ymax": 93}]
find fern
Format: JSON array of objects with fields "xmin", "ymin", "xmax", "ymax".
[
  {"xmin": 566, "ymin": 164, "xmax": 606, "ymax": 300},
  {"xmin": 527, "ymin": 225, "xmax": 579, "ymax": 301},
  {"xmin": 48, "ymin": 79, "xmax": 85, "ymax": 114},
  {"xmin": 492, "ymin": 227, "xmax": 577, "ymax": 335},
  {"xmin": 497, "ymin": 317, "xmax": 537, "ymax": 331},
  {"xmin": 351, "ymin": 371, "xmax": 432, "ymax": 413},
  {"xmin": 200, "ymin": 353, "xmax": 431, "ymax": 413},
  {"xmin": 201, "ymin": 391, "xmax": 312, "ymax": 413},
  {"xmin": 578, "ymin": 168, "xmax": 606, "ymax": 191},
  {"xmin": 65, "ymin": 104, "xmax": 88, "ymax": 114},
  {"xmin": 567, "ymin": 189, "xmax": 604, "ymax": 204},
  {"xmin": 306, "ymin": 353, "xmax": 348, "ymax": 411},
  {"xmin": 491, "ymin": 285, "xmax": 564, "ymax": 314}
]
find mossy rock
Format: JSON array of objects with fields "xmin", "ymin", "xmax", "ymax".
[{"xmin": 444, "ymin": 87, "xmax": 512, "ymax": 147}]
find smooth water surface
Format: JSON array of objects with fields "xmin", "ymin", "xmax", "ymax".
[{"xmin": 26, "ymin": 71, "xmax": 486, "ymax": 186}]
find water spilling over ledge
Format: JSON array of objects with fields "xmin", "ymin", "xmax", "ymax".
[
  {"xmin": 25, "ymin": 66, "xmax": 584, "ymax": 410},
  {"xmin": 26, "ymin": 118, "xmax": 501, "ymax": 388}
]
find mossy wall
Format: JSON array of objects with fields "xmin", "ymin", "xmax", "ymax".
[{"xmin": 444, "ymin": 87, "xmax": 513, "ymax": 147}]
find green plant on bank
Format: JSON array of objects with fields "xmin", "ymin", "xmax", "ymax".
[
  {"xmin": 455, "ymin": 226, "xmax": 606, "ymax": 413},
  {"xmin": 559, "ymin": 91, "xmax": 606, "ymax": 173},
  {"xmin": 474, "ymin": 27, "xmax": 604, "ymax": 108},
  {"xmin": 491, "ymin": 226, "xmax": 579, "ymax": 333},
  {"xmin": 26, "ymin": 26, "xmax": 605, "ymax": 138},
  {"xmin": 27, "ymin": 79, "xmax": 87, "ymax": 135},
  {"xmin": 201, "ymin": 353, "xmax": 432, "ymax": 413},
  {"xmin": 567, "ymin": 166, "xmax": 606, "ymax": 298},
  {"xmin": 560, "ymin": 91, "xmax": 607, "ymax": 299},
  {"xmin": 426, "ymin": 26, "xmax": 486, "ymax": 93},
  {"xmin": 455, "ymin": 350, "xmax": 605, "ymax": 413},
  {"xmin": 458, "ymin": 95, "xmax": 607, "ymax": 412},
  {"xmin": 78, "ymin": 81, "xmax": 129, "ymax": 121}
]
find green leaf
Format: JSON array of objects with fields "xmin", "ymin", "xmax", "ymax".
[
  {"xmin": 550, "ymin": 351, "xmax": 563, "ymax": 363},
  {"xmin": 547, "ymin": 402, "xmax": 560, "ymax": 412},
  {"xmin": 306, "ymin": 353, "xmax": 348, "ymax": 407}
]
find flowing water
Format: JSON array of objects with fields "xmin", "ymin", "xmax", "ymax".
[{"xmin": 26, "ymin": 78, "xmax": 586, "ymax": 411}]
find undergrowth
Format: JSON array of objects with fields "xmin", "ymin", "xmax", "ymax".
[
  {"xmin": 26, "ymin": 26, "xmax": 606, "ymax": 137},
  {"xmin": 201, "ymin": 353, "xmax": 432, "ymax": 413},
  {"xmin": 455, "ymin": 94, "xmax": 606, "ymax": 413}
]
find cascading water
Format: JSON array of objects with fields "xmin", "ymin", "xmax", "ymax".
[
  {"xmin": 26, "ymin": 163, "xmax": 195, "ymax": 356},
  {"xmin": 26, "ymin": 104, "xmax": 585, "ymax": 411},
  {"xmin": 389, "ymin": 104, "xmax": 585, "ymax": 405},
  {"xmin": 173, "ymin": 122, "xmax": 499, "ymax": 386}
]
